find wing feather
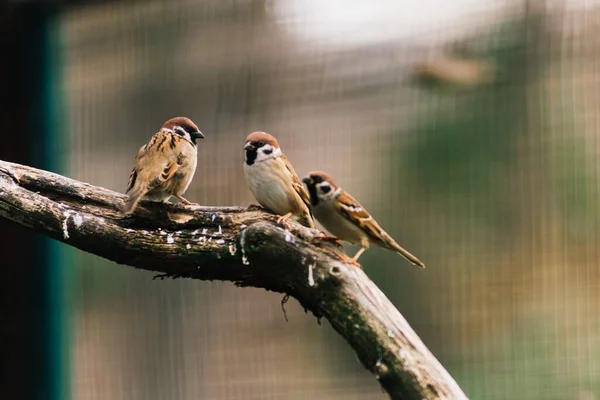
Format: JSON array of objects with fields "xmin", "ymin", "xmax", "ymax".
[
  {"xmin": 149, "ymin": 162, "xmax": 179, "ymax": 190},
  {"xmin": 126, "ymin": 144, "xmax": 147, "ymax": 193},
  {"xmin": 126, "ymin": 133, "xmax": 180, "ymax": 194},
  {"xmin": 336, "ymin": 192, "xmax": 383, "ymax": 242},
  {"xmin": 281, "ymin": 154, "xmax": 313, "ymax": 213},
  {"xmin": 336, "ymin": 191, "xmax": 424, "ymax": 267}
]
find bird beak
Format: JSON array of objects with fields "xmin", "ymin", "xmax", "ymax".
[
  {"xmin": 302, "ymin": 176, "xmax": 313, "ymax": 185},
  {"xmin": 244, "ymin": 142, "xmax": 255, "ymax": 151},
  {"xmin": 192, "ymin": 130, "xmax": 205, "ymax": 140}
]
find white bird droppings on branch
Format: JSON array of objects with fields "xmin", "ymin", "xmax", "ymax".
[
  {"xmin": 308, "ymin": 263, "xmax": 315, "ymax": 287},
  {"xmin": 240, "ymin": 228, "xmax": 250, "ymax": 265},
  {"xmin": 61, "ymin": 211, "xmax": 71, "ymax": 239},
  {"xmin": 73, "ymin": 214, "xmax": 83, "ymax": 227},
  {"xmin": 284, "ymin": 230, "xmax": 295, "ymax": 243}
]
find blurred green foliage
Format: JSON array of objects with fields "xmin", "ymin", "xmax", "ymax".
[
  {"xmin": 406, "ymin": 20, "xmax": 538, "ymax": 205},
  {"xmin": 402, "ymin": 13, "xmax": 598, "ymax": 234},
  {"xmin": 385, "ymin": 11, "xmax": 600, "ymax": 400}
]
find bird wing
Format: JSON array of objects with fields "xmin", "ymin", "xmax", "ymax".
[
  {"xmin": 336, "ymin": 191, "xmax": 424, "ymax": 267},
  {"xmin": 147, "ymin": 161, "xmax": 179, "ymax": 191},
  {"xmin": 335, "ymin": 191, "xmax": 384, "ymax": 242},
  {"xmin": 125, "ymin": 144, "xmax": 147, "ymax": 193},
  {"xmin": 126, "ymin": 132, "xmax": 180, "ymax": 194},
  {"xmin": 280, "ymin": 154, "xmax": 311, "ymax": 211}
]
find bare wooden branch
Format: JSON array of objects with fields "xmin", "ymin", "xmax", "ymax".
[{"xmin": 0, "ymin": 159, "xmax": 468, "ymax": 400}]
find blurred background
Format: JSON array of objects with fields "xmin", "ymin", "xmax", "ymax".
[{"xmin": 1, "ymin": 0, "xmax": 599, "ymax": 399}]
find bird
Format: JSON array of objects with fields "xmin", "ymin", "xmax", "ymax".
[
  {"xmin": 243, "ymin": 131, "xmax": 315, "ymax": 228},
  {"xmin": 302, "ymin": 171, "xmax": 425, "ymax": 267},
  {"xmin": 121, "ymin": 117, "xmax": 205, "ymax": 215}
]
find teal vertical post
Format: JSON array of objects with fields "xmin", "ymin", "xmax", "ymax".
[{"xmin": 30, "ymin": 7, "xmax": 71, "ymax": 400}]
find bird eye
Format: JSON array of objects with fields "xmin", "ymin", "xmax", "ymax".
[{"xmin": 256, "ymin": 141, "xmax": 265, "ymax": 147}]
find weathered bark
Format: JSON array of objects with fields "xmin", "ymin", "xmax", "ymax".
[{"xmin": 0, "ymin": 159, "xmax": 468, "ymax": 400}]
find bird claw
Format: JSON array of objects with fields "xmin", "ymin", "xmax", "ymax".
[
  {"xmin": 276, "ymin": 213, "xmax": 293, "ymax": 226},
  {"xmin": 276, "ymin": 217, "xmax": 288, "ymax": 225},
  {"xmin": 179, "ymin": 198, "xmax": 198, "ymax": 207},
  {"xmin": 312, "ymin": 234, "xmax": 344, "ymax": 249},
  {"xmin": 345, "ymin": 255, "xmax": 362, "ymax": 268},
  {"xmin": 247, "ymin": 204, "xmax": 264, "ymax": 211},
  {"xmin": 178, "ymin": 202, "xmax": 199, "ymax": 208}
]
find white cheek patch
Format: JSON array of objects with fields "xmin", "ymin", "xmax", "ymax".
[
  {"xmin": 318, "ymin": 185, "xmax": 342, "ymax": 200},
  {"xmin": 319, "ymin": 184, "xmax": 332, "ymax": 193},
  {"xmin": 261, "ymin": 146, "xmax": 274, "ymax": 156},
  {"xmin": 318, "ymin": 183, "xmax": 338, "ymax": 199},
  {"xmin": 255, "ymin": 145, "xmax": 282, "ymax": 163},
  {"xmin": 166, "ymin": 126, "xmax": 194, "ymax": 144},
  {"xmin": 176, "ymin": 127, "xmax": 193, "ymax": 142}
]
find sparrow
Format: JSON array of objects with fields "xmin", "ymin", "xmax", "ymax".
[
  {"xmin": 302, "ymin": 171, "xmax": 425, "ymax": 267},
  {"xmin": 243, "ymin": 131, "xmax": 315, "ymax": 228},
  {"xmin": 121, "ymin": 117, "xmax": 205, "ymax": 215}
]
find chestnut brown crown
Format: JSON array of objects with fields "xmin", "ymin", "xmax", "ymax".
[
  {"xmin": 162, "ymin": 117, "xmax": 197, "ymax": 131},
  {"xmin": 302, "ymin": 171, "xmax": 340, "ymax": 190},
  {"xmin": 161, "ymin": 117, "xmax": 204, "ymax": 143},
  {"xmin": 244, "ymin": 131, "xmax": 280, "ymax": 149}
]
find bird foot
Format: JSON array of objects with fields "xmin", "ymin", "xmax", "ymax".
[
  {"xmin": 312, "ymin": 234, "xmax": 344, "ymax": 249},
  {"xmin": 175, "ymin": 195, "xmax": 198, "ymax": 207},
  {"xmin": 276, "ymin": 212, "xmax": 293, "ymax": 226},
  {"xmin": 342, "ymin": 253, "xmax": 362, "ymax": 268}
]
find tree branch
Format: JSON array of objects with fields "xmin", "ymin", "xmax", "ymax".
[{"xmin": 0, "ymin": 159, "xmax": 468, "ymax": 400}]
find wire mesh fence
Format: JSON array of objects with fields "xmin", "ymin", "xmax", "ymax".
[{"xmin": 58, "ymin": 0, "xmax": 600, "ymax": 399}]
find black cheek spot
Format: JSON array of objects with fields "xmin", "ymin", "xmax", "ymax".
[
  {"xmin": 263, "ymin": 149, "xmax": 273, "ymax": 155},
  {"xmin": 321, "ymin": 186, "xmax": 331, "ymax": 194}
]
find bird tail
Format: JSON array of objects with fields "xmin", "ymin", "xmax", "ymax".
[
  {"xmin": 384, "ymin": 234, "xmax": 425, "ymax": 268},
  {"xmin": 121, "ymin": 188, "xmax": 145, "ymax": 215},
  {"xmin": 395, "ymin": 246, "xmax": 425, "ymax": 268}
]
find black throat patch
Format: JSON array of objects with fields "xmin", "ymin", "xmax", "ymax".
[
  {"xmin": 245, "ymin": 148, "xmax": 258, "ymax": 166},
  {"xmin": 307, "ymin": 183, "xmax": 319, "ymax": 206}
]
